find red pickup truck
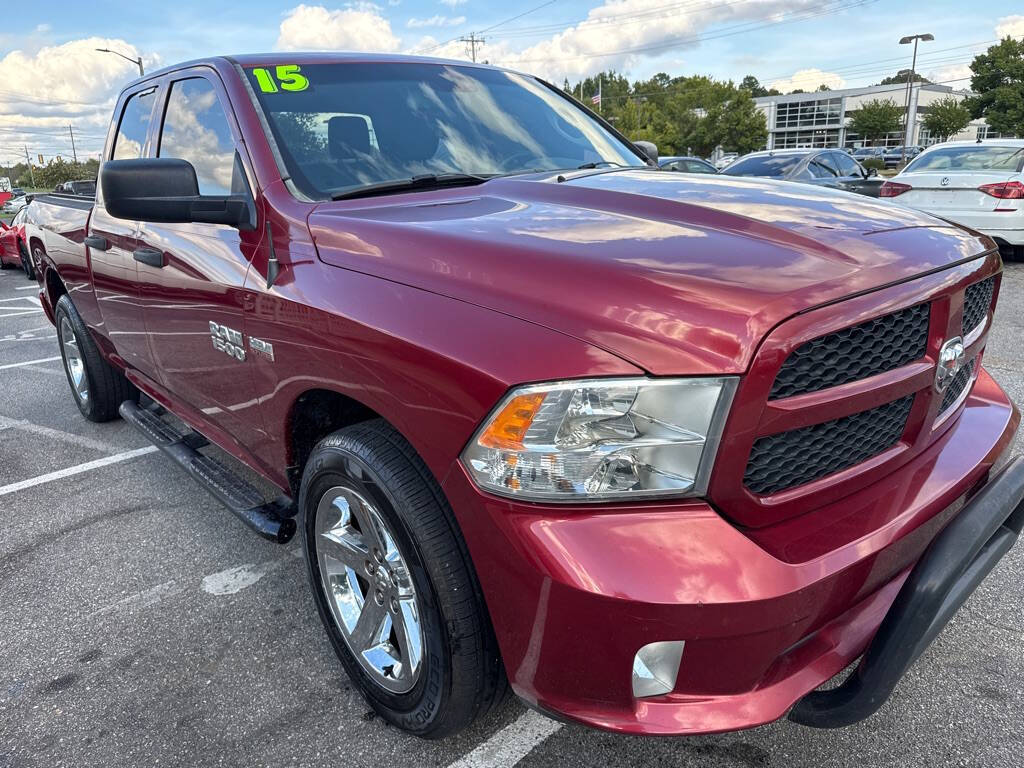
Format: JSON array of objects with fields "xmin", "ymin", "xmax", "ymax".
[{"xmin": 24, "ymin": 53, "xmax": 1024, "ymax": 739}]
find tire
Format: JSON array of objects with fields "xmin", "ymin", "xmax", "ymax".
[
  {"xmin": 54, "ymin": 294, "xmax": 138, "ymax": 422},
  {"xmin": 300, "ymin": 419, "xmax": 505, "ymax": 738},
  {"xmin": 18, "ymin": 240, "xmax": 34, "ymax": 280}
]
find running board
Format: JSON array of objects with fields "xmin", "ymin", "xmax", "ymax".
[{"xmin": 119, "ymin": 400, "xmax": 297, "ymax": 543}]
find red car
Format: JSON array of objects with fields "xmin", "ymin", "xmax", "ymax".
[
  {"xmin": 0, "ymin": 207, "xmax": 34, "ymax": 278},
  {"xmin": 24, "ymin": 54, "xmax": 1024, "ymax": 739}
]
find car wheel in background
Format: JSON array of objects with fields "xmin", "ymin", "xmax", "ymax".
[
  {"xmin": 54, "ymin": 294, "xmax": 138, "ymax": 422},
  {"xmin": 300, "ymin": 419, "xmax": 506, "ymax": 738}
]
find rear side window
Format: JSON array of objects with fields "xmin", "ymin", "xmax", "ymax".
[
  {"xmin": 158, "ymin": 78, "xmax": 237, "ymax": 196},
  {"xmin": 834, "ymin": 152, "xmax": 861, "ymax": 177},
  {"xmin": 111, "ymin": 88, "xmax": 156, "ymax": 160},
  {"xmin": 809, "ymin": 154, "xmax": 838, "ymax": 178}
]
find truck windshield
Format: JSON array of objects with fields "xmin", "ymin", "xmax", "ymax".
[{"xmin": 243, "ymin": 61, "xmax": 645, "ymax": 200}]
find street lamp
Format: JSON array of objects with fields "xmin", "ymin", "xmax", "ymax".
[
  {"xmin": 95, "ymin": 48, "xmax": 144, "ymax": 77},
  {"xmin": 898, "ymin": 33, "xmax": 934, "ymax": 166}
]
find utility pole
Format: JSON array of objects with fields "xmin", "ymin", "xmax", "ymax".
[
  {"xmin": 898, "ymin": 33, "xmax": 934, "ymax": 166},
  {"xmin": 459, "ymin": 33, "xmax": 485, "ymax": 63},
  {"xmin": 23, "ymin": 145, "xmax": 35, "ymax": 188},
  {"xmin": 68, "ymin": 125, "xmax": 78, "ymax": 163}
]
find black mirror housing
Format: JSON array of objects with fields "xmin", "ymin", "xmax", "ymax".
[
  {"xmin": 101, "ymin": 158, "xmax": 256, "ymax": 230},
  {"xmin": 634, "ymin": 141, "xmax": 658, "ymax": 165}
]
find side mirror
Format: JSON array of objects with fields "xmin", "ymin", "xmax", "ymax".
[
  {"xmin": 866, "ymin": 167, "xmax": 878, "ymax": 178},
  {"xmin": 101, "ymin": 157, "xmax": 256, "ymax": 230},
  {"xmin": 634, "ymin": 141, "xmax": 658, "ymax": 164}
]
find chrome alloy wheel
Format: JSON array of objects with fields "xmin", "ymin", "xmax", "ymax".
[
  {"xmin": 315, "ymin": 486, "xmax": 423, "ymax": 693},
  {"xmin": 58, "ymin": 315, "xmax": 88, "ymax": 404}
]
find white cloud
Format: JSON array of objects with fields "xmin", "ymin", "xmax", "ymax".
[
  {"xmin": 995, "ymin": 15, "xmax": 1024, "ymax": 39},
  {"xmin": 769, "ymin": 67, "xmax": 845, "ymax": 93},
  {"xmin": 407, "ymin": 15, "xmax": 466, "ymax": 29},
  {"xmin": 487, "ymin": 0, "xmax": 823, "ymax": 84},
  {"xmin": 440, "ymin": 0, "xmax": 467, "ymax": 7},
  {"xmin": 0, "ymin": 37, "xmax": 152, "ymax": 163},
  {"xmin": 35, "ymin": 23, "xmax": 51, "ymax": 33},
  {"xmin": 926, "ymin": 63, "xmax": 972, "ymax": 87},
  {"xmin": 276, "ymin": 3, "xmax": 401, "ymax": 52}
]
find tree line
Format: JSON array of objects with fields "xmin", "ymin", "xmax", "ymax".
[
  {"xmin": 563, "ymin": 36, "xmax": 1023, "ymax": 155},
  {"xmin": 4, "ymin": 157, "xmax": 99, "ymax": 191}
]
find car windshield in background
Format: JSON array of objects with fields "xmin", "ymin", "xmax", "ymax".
[
  {"xmin": 906, "ymin": 145, "xmax": 1024, "ymax": 173},
  {"xmin": 244, "ymin": 62, "xmax": 646, "ymax": 200},
  {"xmin": 721, "ymin": 154, "xmax": 803, "ymax": 177}
]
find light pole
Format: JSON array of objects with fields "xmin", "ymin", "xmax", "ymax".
[
  {"xmin": 95, "ymin": 48, "xmax": 144, "ymax": 77},
  {"xmin": 898, "ymin": 33, "xmax": 933, "ymax": 166}
]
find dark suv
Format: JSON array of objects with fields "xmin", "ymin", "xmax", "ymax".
[{"xmin": 722, "ymin": 149, "xmax": 882, "ymax": 196}]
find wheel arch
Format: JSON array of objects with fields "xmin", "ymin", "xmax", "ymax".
[{"xmin": 284, "ymin": 387, "xmax": 383, "ymax": 496}]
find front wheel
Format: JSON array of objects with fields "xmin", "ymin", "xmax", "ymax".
[
  {"xmin": 300, "ymin": 420, "xmax": 505, "ymax": 738},
  {"xmin": 54, "ymin": 295, "xmax": 137, "ymax": 422}
]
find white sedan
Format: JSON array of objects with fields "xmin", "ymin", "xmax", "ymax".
[
  {"xmin": 2, "ymin": 194, "xmax": 27, "ymax": 213},
  {"xmin": 881, "ymin": 139, "xmax": 1024, "ymax": 260}
]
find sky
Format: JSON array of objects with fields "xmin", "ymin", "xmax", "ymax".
[{"xmin": 0, "ymin": 0, "xmax": 1021, "ymax": 167}]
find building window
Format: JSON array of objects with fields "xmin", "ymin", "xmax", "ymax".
[
  {"xmin": 976, "ymin": 125, "xmax": 1010, "ymax": 140},
  {"xmin": 774, "ymin": 128, "xmax": 840, "ymax": 148},
  {"xmin": 844, "ymin": 130, "xmax": 905, "ymax": 148},
  {"xmin": 774, "ymin": 98, "xmax": 841, "ymax": 130}
]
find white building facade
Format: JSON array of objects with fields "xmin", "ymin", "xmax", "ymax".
[{"xmin": 754, "ymin": 82, "xmax": 1001, "ymax": 150}]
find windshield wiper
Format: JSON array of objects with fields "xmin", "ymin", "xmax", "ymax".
[
  {"xmin": 576, "ymin": 161, "xmax": 626, "ymax": 169},
  {"xmin": 331, "ymin": 173, "xmax": 492, "ymax": 201}
]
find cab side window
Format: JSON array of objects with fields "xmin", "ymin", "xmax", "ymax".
[
  {"xmin": 158, "ymin": 78, "xmax": 237, "ymax": 196},
  {"xmin": 112, "ymin": 88, "xmax": 156, "ymax": 160}
]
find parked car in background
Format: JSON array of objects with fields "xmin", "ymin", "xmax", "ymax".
[
  {"xmin": 11, "ymin": 187, "xmax": 24, "ymax": 197},
  {"xmin": 714, "ymin": 152, "xmax": 739, "ymax": 170},
  {"xmin": 658, "ymin": 156, "xmax": 718, "ymax": 173},
  {"xmin": 883, "ymin": 146, "xmax": 923, "ymax": 169},
  {"xmin": 852, "ymin": 146, "xmax": 887, "ymax": 164},
  {"xmin": 0, "ymin": 207, "xmax": 33, "ymax": 278},
  {"xmin": 3, "ymin": 194, "xmax": 28, "ymax": 213},
  {"xmin": 881, "ymin": 139, "xmax": 1024, "ymax": 260},
  {"xmin": 722, "ymin": 149, "xmax": 883, "ymax": 196},
  {"xmin": 57, "ymin": 179, "xmax": 97, "ymax": 196}
]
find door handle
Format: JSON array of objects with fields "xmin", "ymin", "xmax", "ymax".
[
  {"xmin": 133, "ymin": 247, "xmax": 166, "ymax": 268},
  {"xmin": 84, "ymin": 235, "xmax": 109, "ymax": 251}
]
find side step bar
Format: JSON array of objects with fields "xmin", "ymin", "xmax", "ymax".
[{"xmin": 119, "ymin": 400, "xmax": 297, "ymax": 543}]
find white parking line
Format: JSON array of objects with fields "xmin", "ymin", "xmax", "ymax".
[
  {"xmin": 88, "ymin": 580, "xmax": 185, "ymax": 619},
  {"xmin": 446, "ymin": 710, "xmax": 563, "ymax": 768},
  {"xmin": 14, "ymin": 284, "xmax": 39, "ymax": 290},
  {"xmin": 0, "ymin": 295, "xmax": 40, "ymax": 303},
  {"xmin": 0, "ymin": 356, "xmax": 61, "ymax": 370},
  {"xmin": 0, "ymin": 446, "xmax": 158, "ymax": 497},
  {"xmin": 0, "ymin": 415, "xmax": 121, "ymax": 453}
]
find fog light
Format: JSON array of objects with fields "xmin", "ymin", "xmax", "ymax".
[{"xmin": 631, "ymin": 640, "xmax": 685, "ymax": 698}]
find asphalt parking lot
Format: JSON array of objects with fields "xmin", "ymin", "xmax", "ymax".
[{"xmin": 1, "ymin": 263, "xmax": 1022, "ymax": 768}]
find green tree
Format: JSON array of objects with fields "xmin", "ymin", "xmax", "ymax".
[
  {"xmin": 739, "ymin": 75, "xmax": 780, "ymax": 98},
  {"xmin": 704, "ymin": 91, "xmax": 768, "ymax": 154},
  {"xmin": 922, "ymin": 96, "xmax": 972, "ymax": 141},
  {"xmin": 848, "ymin": 98, "xmax": 903, "ymax": 143},
  {"xmin": 35, "ymin": 157, "xmax": 98, "ymax": 189},
  {"xmin": 967, "ymin": 37, "xmax": 1024, "ymax": 138},
  {"xmin": 878, "ymin": 70, "xmax": 931, "ymax": 86}
]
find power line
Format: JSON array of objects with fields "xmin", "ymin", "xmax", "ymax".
[{"xmin": 503, "ymin": 0, "xmax": 879, "ymax": 66}]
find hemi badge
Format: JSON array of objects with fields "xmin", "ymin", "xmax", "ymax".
[{"xmin": 249, "ymin": 336, "xmax": 275, "ymax": 361}]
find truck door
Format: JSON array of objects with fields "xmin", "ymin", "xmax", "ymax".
[
  {"xmin": 133, "ymin": 71, "xmax": 268, "ymax": 452},
  {"xmin": 89, "ymin": 85, "xmax": 159, "ymax": 377}
]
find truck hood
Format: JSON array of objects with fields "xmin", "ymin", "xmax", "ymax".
[{"xmin": 309, "ymin": 169, "xmax": 992, "ymax": 375}]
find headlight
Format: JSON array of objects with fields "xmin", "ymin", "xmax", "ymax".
[{"xmin": 461, "ymin": 377, "xmax": 736, "ymax": 502}]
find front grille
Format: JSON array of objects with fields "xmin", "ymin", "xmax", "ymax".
[
  {"xmin": 770, "ymin": 303, "xmax": 930, "ymax": 399},
  {"xmin": 939, "ymin": 357, "xmax": 976, "ymax": 415},
  {"xmin": 962, "ymin": 277, "xmax": 995, "ymax": 336},
  {"xmin": 744, "ymin": 396, "xmax": 914, "ymax": 496}
]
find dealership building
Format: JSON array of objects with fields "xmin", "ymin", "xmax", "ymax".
[{"xmin": 753, "ymin": 82, "xmax": 1001, "ymax": 150}]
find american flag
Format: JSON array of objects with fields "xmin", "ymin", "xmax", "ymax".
[{"xmin": 590, "ymin": 93, "xmax": 601, "ymax": 106}]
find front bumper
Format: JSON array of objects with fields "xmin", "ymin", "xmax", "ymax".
[{"xmin": 442, "ymin": 368, "xmax": 1020, "ymax": 735}]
